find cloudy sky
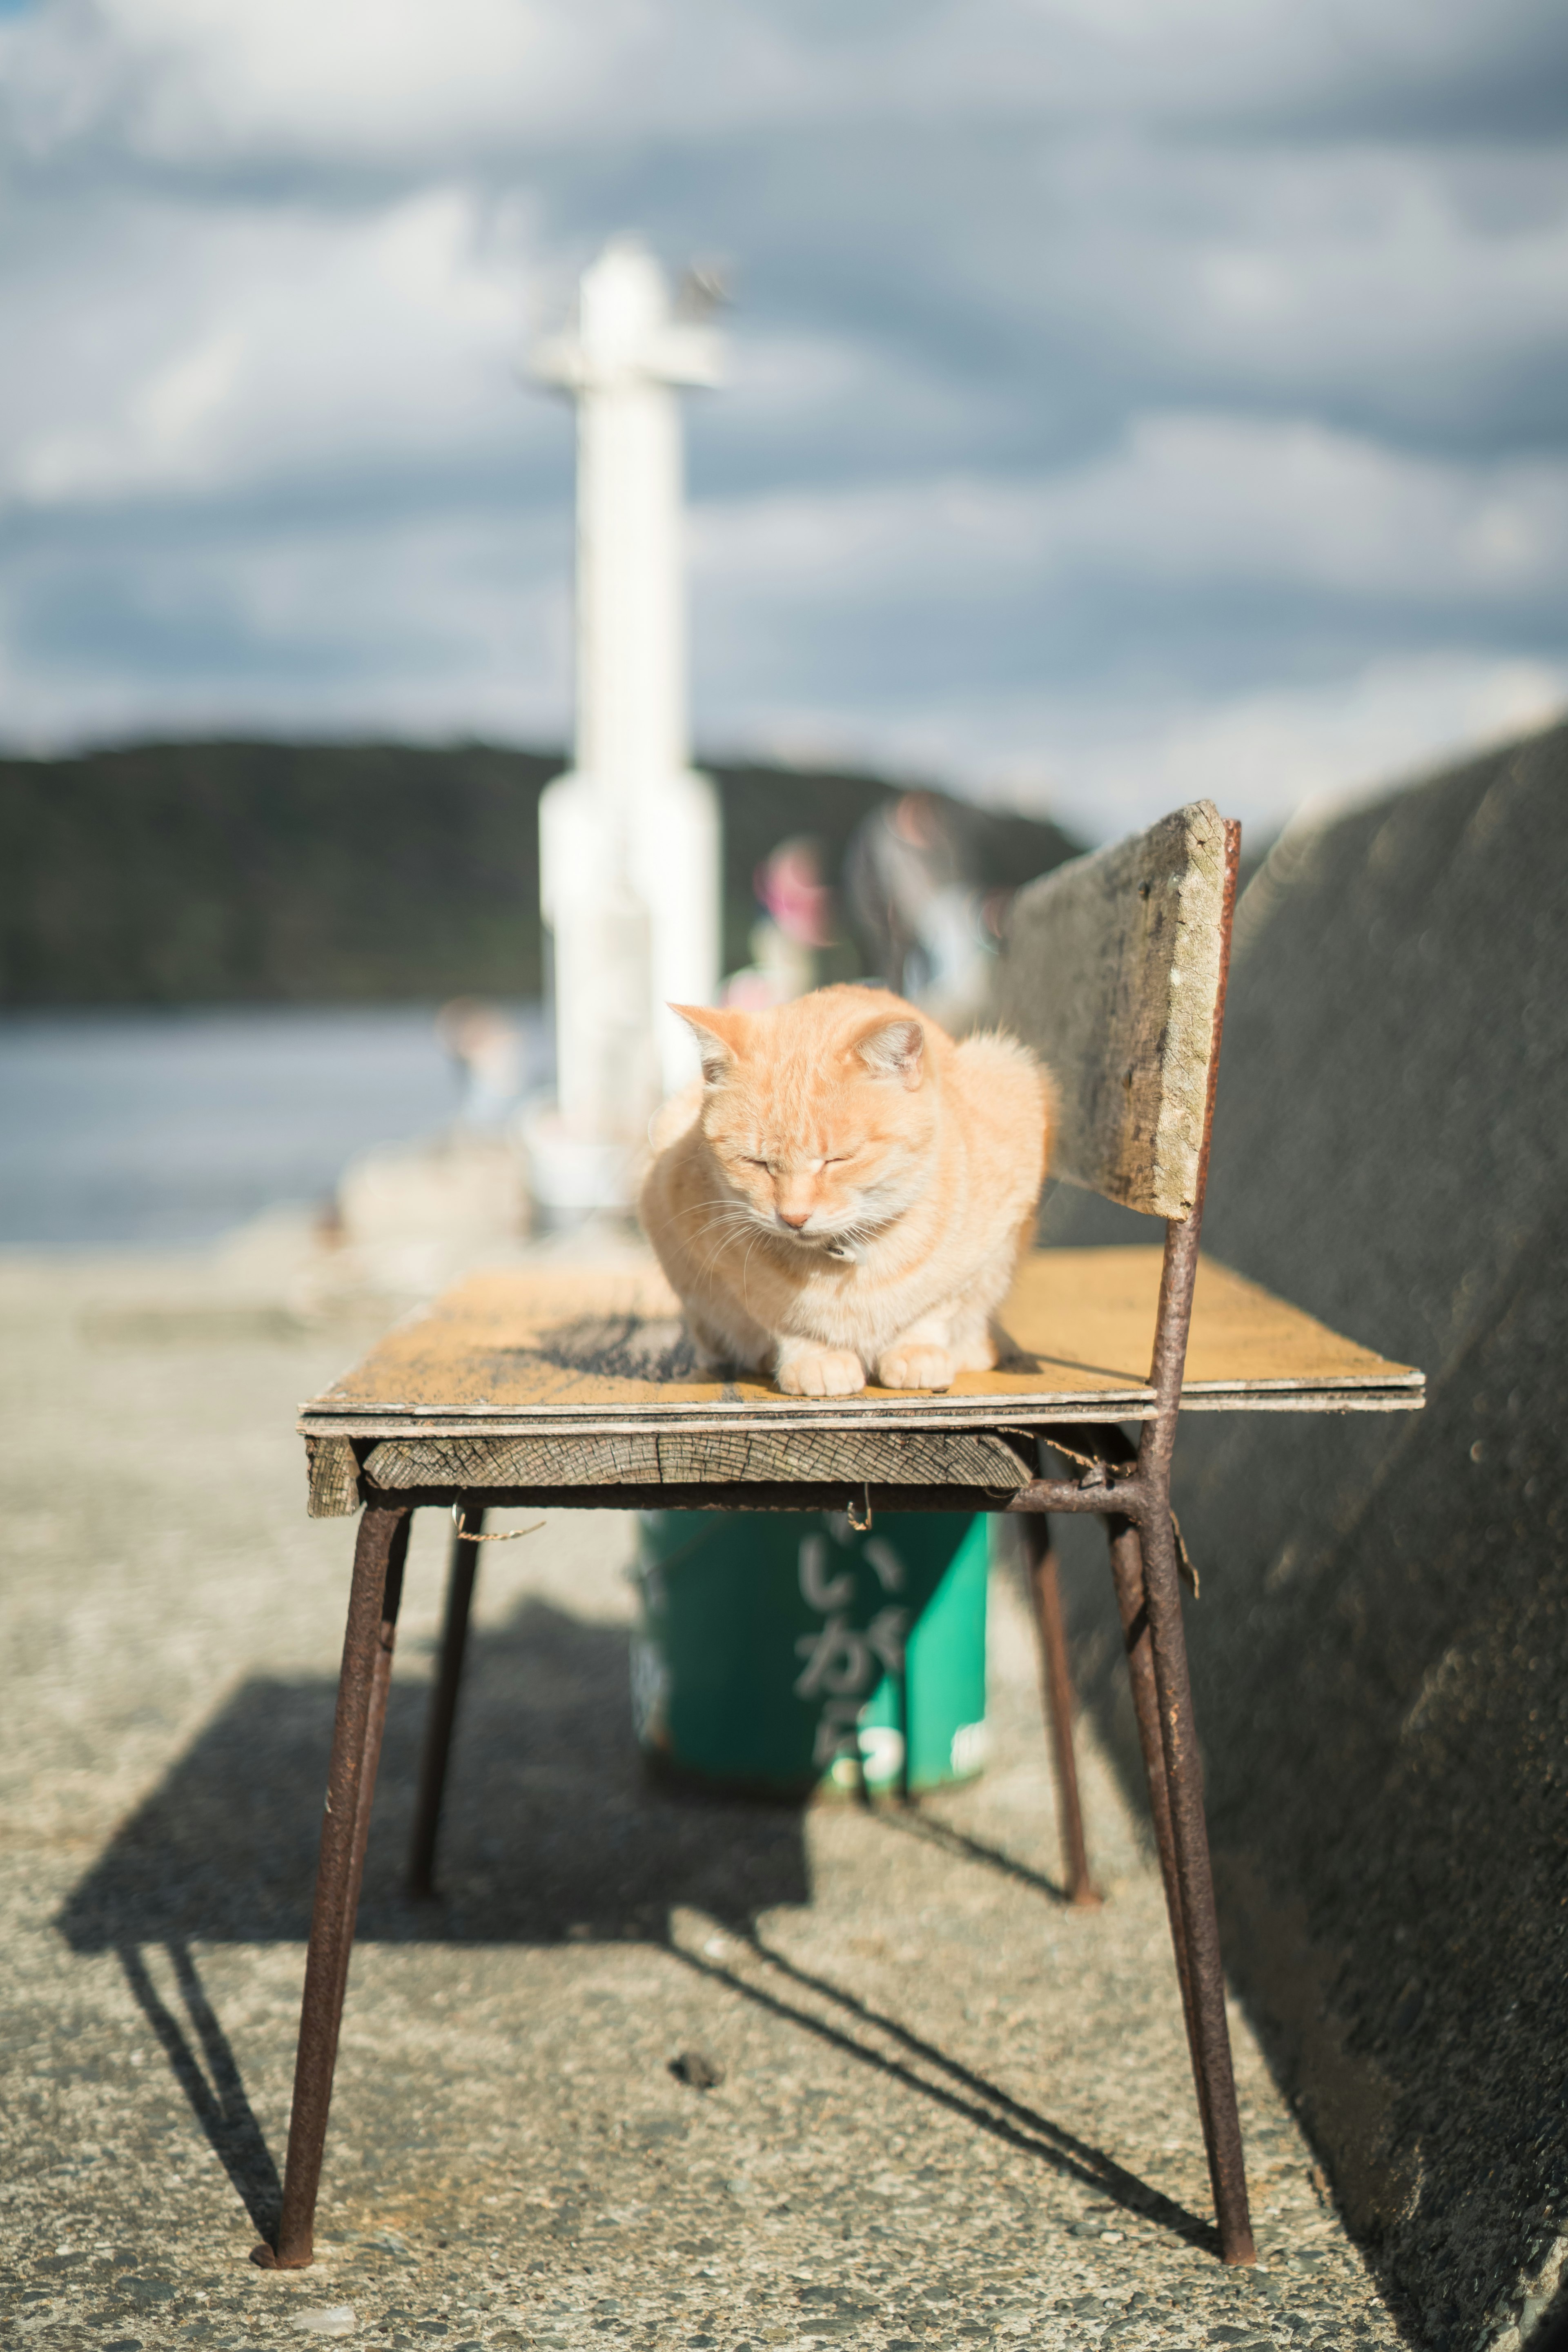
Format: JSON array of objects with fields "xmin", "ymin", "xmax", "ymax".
[{"xmin": 2, "ymin": 0, "xmax": 1566, "ymax": 838}]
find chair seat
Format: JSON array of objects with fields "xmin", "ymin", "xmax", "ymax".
[{"xmin": 298, "ymin": 1247, "xmax": 1422, "ymax": 1515}]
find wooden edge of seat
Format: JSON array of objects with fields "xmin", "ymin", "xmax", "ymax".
[{"xmin": 302, "ymin": 1376, "xmax": 1426, "ymax": 1516}]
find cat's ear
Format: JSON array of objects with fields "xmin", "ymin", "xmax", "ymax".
[
  {"xmin": 671, "ymin": 1003, "xmax": 748, "ymax": 1087},
  {"xmin": 852, "ymin": 1015, "xmax": 925, "ymax": 1091}
]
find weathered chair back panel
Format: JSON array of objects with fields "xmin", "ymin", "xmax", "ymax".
[{"xmin": 997, "ymin": 799, "xmax": 1234, "ymax": 1220}]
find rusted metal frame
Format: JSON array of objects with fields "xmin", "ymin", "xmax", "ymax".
[
  {"xmin": 1126, "ymin": 815, "xmax": 1253, "ymax": 2267},
  {"xmin": 1103, "ymin": 1511, "xmax": 1207, "ymax": 2142},
  {"xmin": 1136, "ymin": 1477, "xmax": 1252, "ymax": 2263},
  {"xmin": 1014, "ymin": 1422, "xmax": 1207, "ymax": 2018},
  {"xmin": 1028, "ymin": 1419, "xmax": 1145, "ymax": 1516},
  {"xmin": 1005, "ymin": 1477, "xmax": 1145, "ymax": 1517},
  {"xmin": 408, "ymin": 1503, "xmax": 484, "ymax": 1900},
  {"xmin": 1019, "ymin": 1513, "xmax": 1100, "ymax": 1907},
  {"xmin": 257, "ymin": 1503, "xmax": 412, "ymax": 2272},
  {"xmin": 1002, "ymin": 824, "xmax": 1254, "ymax": 2261},
  {"xmin": 356, "ymin": 1476, "xmax": 1115, "ymax": 1517}
]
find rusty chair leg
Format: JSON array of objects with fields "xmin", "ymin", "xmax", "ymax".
[
  {"xmin": 408, "ymin": 1505, "xmax": 483, "ymax": 1899},
  {"xmin": 1138, "ymin": 1498, "xmax": 1256, "ymax": 2267},
  {"xmin": 1105, "ymin": 1515, "xmax": 1207, "ymax": 2142},
  {"xmin": 1020, "ymin": 1513, "xmax": 1100, "ymax": 1908},
  {"xmin": 256, "ymin": 1502, "xmax": 411, "ymax": 2272}
]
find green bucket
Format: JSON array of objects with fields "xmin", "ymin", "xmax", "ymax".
[{"xmin": 630, "ymin": 1509, "xmax": 989, "ymax": 1800}]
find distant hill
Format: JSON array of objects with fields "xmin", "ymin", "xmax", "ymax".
[{"xmin": 0, "ymin": 739, "xmax": 1082, "ymax": 1007}]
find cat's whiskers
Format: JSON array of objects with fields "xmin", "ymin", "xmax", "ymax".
[
  {"xmin": 680, "ymin": 1206, "xmax": 753, "ymax": 1254},
  {"xmin": 671, "ymin": 1195, "xmax": 757, "ymax": 1250},
  {"xmin": 690, "ymin": 1211, "xmax": 759, "ymax": 1284},
  {"xmin": 820, "ymin": 1205, "xmax": 895, "ymax": 1252},
  {"xmin": 669, "ymin": 1195, "xmax": 751, "ymax": 1238}
]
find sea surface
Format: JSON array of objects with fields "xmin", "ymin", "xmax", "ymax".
[{"xmin": 0, "ymin": 1006, "xmax": 550, "ymax": 1248}]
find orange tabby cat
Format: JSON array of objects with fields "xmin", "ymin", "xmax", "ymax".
[{"xmin": 640, "ymin": 985, "xmax": 1053, "ymax": 1395}]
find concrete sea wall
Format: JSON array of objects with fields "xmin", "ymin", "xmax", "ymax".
[{"xmin": 1041, "ymin": 721, "xmax": 1568, "ymax": 2348}]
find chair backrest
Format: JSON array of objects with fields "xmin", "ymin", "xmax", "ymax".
[{"xmin": 996, "ymin": 799, "xmax": 1238, "ymax": 1221}]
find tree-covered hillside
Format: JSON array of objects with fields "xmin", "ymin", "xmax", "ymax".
[{"xmin": 0, "ymin": 738, "xmax": 1081, "ymax": 1005}]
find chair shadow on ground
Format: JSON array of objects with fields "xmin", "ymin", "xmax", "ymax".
[{"xmin": 57, "ymin": 1592, "xmax": 1214, "ymax": 2256}]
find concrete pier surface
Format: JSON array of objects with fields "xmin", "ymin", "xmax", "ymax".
[{"xmin": 1, "ymin": 1244, "xmax": 1401, "ymax": 2350}]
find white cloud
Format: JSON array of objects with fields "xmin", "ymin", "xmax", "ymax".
[
  {"xmin": 1, "ymin": 0, "xmax": 794, "ymax": 164},
  {"xmin": 993, "ymin": 141, "xmax": 1568, "ymax": 428},
  {"xmin": 0, "ymin": 499, "xmax": 575, "ymax": 748},
  {"xmin": 0, "ymin": 0, "xmax": 1564, "ymax": 842},
  {"xmin": 690, "ymin": 416, "xmax": 1568, "ymax": 611},
  {"xmin": 686, "ymin": 419, "xmax": 1568, "ymax": 831},
  {"xmin": 1027, "ymin": 652, "xmax": 1568, "ymax": 840},
  {"xmin": 7, "ymin": 0, "xmax": 1562, "ymax": 167},
  {"xmin": 701, "ymin": 654, "xmax": 1568, "ymax": 842},
  {"xmin": 2, "ymin": 185, "xmax": 544, "ymax": 510}
]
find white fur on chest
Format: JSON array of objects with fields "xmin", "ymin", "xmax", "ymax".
[{"xmin": 773, "ymin": 1212, "xmax": 1010, "ymax": 1355}]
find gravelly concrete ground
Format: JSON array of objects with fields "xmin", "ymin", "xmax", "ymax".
[{"xmin": 1, "ymin": 1251, "xmax": 1407, "ymax": 2351}]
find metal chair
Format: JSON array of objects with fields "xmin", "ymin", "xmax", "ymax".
[{"xmin": 262, "ymin": 799, "xmax": 1421, "ymax": 2274}]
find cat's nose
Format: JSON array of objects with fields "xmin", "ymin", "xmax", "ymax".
[{"xmin": 777, "ymin": 1209, "xmax": 811, "ymax": 1230}]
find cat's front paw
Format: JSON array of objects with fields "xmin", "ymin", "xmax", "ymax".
[
  {"xmin": 776, "ymin": 1348, "xmax": 867, "ymax": 1397},
  {"xmin": 876, "ymin": 1343, "xmax": 954, "ymax": 1392}
]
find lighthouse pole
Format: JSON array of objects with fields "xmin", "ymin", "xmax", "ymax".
[{"xmin": 527, "ymin": 239, "xmax": 724, "ymax": 1219}]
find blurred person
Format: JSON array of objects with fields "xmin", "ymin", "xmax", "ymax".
[
  {"xmin": 434, "ymin": 997, "xmax": 523, "ymax": 1129},
  {"xmin": 723, "ymin": 836, "xmax": 839, "ymax": 1009},
  {"xmin": 845, "ymin": 793, "xmax": 1000, "ymax": 1032}
]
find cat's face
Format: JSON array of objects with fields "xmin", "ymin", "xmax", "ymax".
[{"xmin": 675, "ymin": 991, "xmax": 938, "ymax": 1250}]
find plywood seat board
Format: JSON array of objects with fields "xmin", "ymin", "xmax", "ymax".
[{"xmin": 298, "ymin": 1247, "xmax": 1422, "ymax": 1442}]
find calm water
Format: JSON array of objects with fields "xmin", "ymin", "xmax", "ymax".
[{"xmin": 0, "ymin": 1006, "xmax": 550, "ymax": 1248}]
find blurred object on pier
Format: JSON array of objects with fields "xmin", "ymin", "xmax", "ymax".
[
  {"xmin": 331, "ymin": 996, "xmax": 531, "ymax": 1276},
  {"xmin": 335, "ymin": 1129, "xmax": 528, "ymax": 1257}
]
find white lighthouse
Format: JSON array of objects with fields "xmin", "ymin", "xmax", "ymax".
[{"xmin": 525, "ymin": 238, "xmax": 724, "ymax": 1218}]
